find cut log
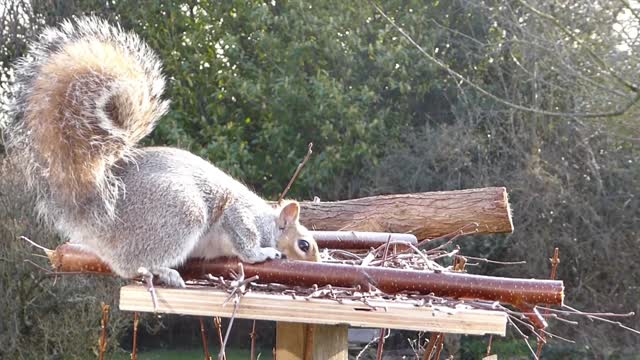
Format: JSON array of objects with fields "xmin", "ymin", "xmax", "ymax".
[{"xmin": 295, "ymin": 187, "xmax": 513, "ymax": 239}]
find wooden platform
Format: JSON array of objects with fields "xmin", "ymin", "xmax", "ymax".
[{"xmin": 119, "ymin": 285, "xmax": 507, "ymax": 336}]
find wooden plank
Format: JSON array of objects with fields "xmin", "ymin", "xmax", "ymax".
[{"xmin": 119, "ymin": 285, "xmax": 507, "ymax": 336}]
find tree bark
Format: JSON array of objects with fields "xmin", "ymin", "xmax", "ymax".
[{"xmin": 295, "ymin": 187, "xmax": 513, "ymax": 239}]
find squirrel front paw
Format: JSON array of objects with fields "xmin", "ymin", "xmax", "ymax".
[
  {"xmin": 241, "ymin": 247, "xmax": 283, "ymax": 263},
  {"xmin": 260, "ymin": 247, "xmax": 283, "ymax": 260}
]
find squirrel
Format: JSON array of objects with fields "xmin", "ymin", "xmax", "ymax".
[{"xmin": 2, "ymin": 16, "xmax": 320, "ymax": 287}]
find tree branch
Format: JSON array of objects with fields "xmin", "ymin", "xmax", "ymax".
[{"xmin": 370, "ymin": 0, "xmax": 640, "ymax": 118}]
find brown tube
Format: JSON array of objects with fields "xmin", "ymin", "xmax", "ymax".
[
  {"xmin": 311, "ymin": 231, "xmax": 417, "ymax": 249},
  {"xmin": 47, "ymin": 243, "xmax": 112, "ymax": 273},
  {"xmin": 47, "ymin": 244, "xmax": 563, "ymax": 307},
  {"xmin": 180, "ymin": 258, "xmax": 564, "ymax": 307}
]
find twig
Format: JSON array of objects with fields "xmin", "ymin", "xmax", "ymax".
[
  {"xmin": 356, "ymin": 329, "xmax": 390, "ymax": 360},
  {"xmin": 303, "ymin": 324, "xmax": 316, "ymax": 360},
  {"xmin": 368, "ymin": 0, "xmax": 640, "ymax": 118},
  {"xmin": 407, "ymin": 333, "xmax": 424, "ymax": 359},
  {"xmin": 328, "ymin": 249, "xmax": 364, "ymax": 260},
  {"xmin": 537, "ymin": 247, "xmax": 560, "ymax": 358},
  {"xmin": 485, "ymin": 335, "xmax": 493, "ymax": 357},
  {"xmin": 131, "ymin": 312, "xmax": 139, "ymax": 360},
  {"xmin": 375, "ymin": 235, "xmax": 392, "ymax": 360},
  {"xmin": 22, "ymin": 259, "xmax": 53, "ymax": 274},
  {"xmin": 510, "ymin": 315, "xmax": 546, "ymax": 343},
  {"xmin": 42, "ymin": 271, "xmax": 114, "ymax": 277},
  {"xmin": 456, "ymin": 255, "xmax": 526, "ymax": 266},
  {"xmin": 98, "ymin": 303, "xmax": 110, "ymax": 360},
  {"xmin": 224, "ymin": 263, "xmax": 258, "ymax": 305},
  {"xmin": 453, "ymin": 255, "xmax": 467, "ymax": 271},
  {"xmin": 507, "ymin": 317, "xmax": 538, "ymax": 360},
  {"xmin": 20, "ymin": 236, "xmax": 52, "ymax": 253},
  {"xmin": 277, "ymin": 142, "xmax": 313, "ymax": 204},
  {"xmin": 199, "ymin": 317, "xmax": 212, "ymax": 360},
  {"xmin": 422, "ymin": 333, "xmax": 442, "ymax": 360},
  {"xmin": 547, "ymin": 314, "xmax": 579, "ymax": 325},
  {"xmin": 219, "ymin": 294, "xmax": 241, "ymax": 360},
  {"xmin": 420, "ymin": 223, "xmax": 479, "ymax": 250},
  {"xmin": 434, "ymin": 336, "xmax": 444, "ymax": 360},
  {"xmin": 536, "ymin": 306, "xmax": 635, "ymax": 318},
  {"xmin": 213, "ymin": 317, "xmax": 226, "ymax": 360},
  {"xmin": 137, "ymin": 267, "xmax": 158, "ymax": 311},
  {"xmin": 539, "ymin": 328, "xmax": 576, "ymax": 344},
  {"xmin": 562, "ymin": 304, "xmax": 640, "ymax": 335},
  {"xmin": 250, "ymin": 320, "xmax": 257, "ymax": 360},
  {"xmin": 408, "ymin": 243, "xmax": 440, "ymax": 269}
]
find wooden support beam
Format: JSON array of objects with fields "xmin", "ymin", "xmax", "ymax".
[
  {"xmin": 275, "ymin": 322, "xmax": 306, "ymax": 360},
  {"xmin": 119, "ymin": 285, "xmax": 507, "ymax": 336},
  {"xmin": 276, "ymin": 323, "xmax": 348, "ymax": 360},
  {"xmin": 296, "ymin": 187, "xmax": 513, "ymax": 239}
]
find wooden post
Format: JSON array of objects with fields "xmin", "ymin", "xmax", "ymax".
[
  {"xmin": 312, "ymin": 324, "xmax": 348, "ymax": 360},
  {"xmin": 276, "ymin": 322, "xmax": 348, "ymax": 360}
]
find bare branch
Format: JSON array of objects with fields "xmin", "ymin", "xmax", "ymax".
[{"xmin": 369, "ymin": 1, "xmax": 640, "ymax": 118}]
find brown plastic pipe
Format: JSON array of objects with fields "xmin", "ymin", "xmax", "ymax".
[
  {"xmin": 47, "ymin": 244, "xmax": 563, "ymax": 307},
  {"xmin": 181, "ymin": 258, "xmax": 564, "ymax": 307},
  {"xmin": 310, "ymin": 231, "xmax": 417, "ymax": 249}
]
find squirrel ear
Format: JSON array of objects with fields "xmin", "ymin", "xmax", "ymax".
[{"xmin": 278, "ymin": 201, "xmax": 300, "ymax": 227}]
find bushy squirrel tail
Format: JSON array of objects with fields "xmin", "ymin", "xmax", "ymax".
[{"xmin": 3, "ymin": 16, "xmax": 169, "ymax": 217}]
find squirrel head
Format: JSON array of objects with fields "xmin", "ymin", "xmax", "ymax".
[{"xmin": 275, "ymin": 201, "xmax": 321, "ymax": 262}]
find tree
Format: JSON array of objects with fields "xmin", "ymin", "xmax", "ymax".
[{"xmin": 370, "ymin": 0, "xmax": 639, "ymax": 357}]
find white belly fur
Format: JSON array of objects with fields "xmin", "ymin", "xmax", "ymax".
[{"xmin": 189, "ymin": 223, "xmax": 237, "ymax": 259}]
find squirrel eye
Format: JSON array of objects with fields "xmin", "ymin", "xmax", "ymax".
[{"xmin": 297, "ymin": 239, "xmax": 310, "ymax": 253}]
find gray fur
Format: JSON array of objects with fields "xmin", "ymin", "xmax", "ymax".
[
  {"xmin": 42, "ymin": 146, "xmax": 288, "ymax": 287},
  {"xmin": 83, "ymin": 147, "xmax": 286, "ymax": 284}
]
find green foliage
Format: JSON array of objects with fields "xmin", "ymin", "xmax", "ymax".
[{"xmin": 461, "ymin": 337, "xmax": 532, "ymax": 358}]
